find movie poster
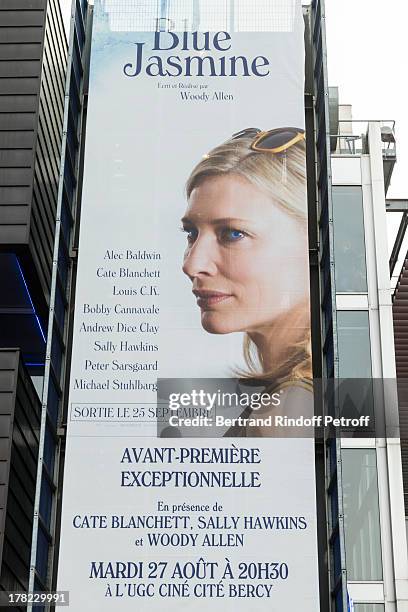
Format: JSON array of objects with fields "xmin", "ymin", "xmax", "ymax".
[{"xmin": 58, "ymin": 1, "xmax": 320, "ymax": 608}]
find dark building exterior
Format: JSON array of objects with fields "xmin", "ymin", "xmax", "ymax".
[
  {"xmin": 0, "ymin": 0, "xmax": 66, "ymax": 353},
  {"xmin": 0, "ymin": 349, "xmax": 41, "ymax": 596},
  {"xmin": 0, "ymin": 0, "xmax": 68, "ymax": 602}
]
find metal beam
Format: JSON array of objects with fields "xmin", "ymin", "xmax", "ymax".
[
  {"xmin": 390, "ymin": 212, "xmax": 408, "ymax": 276},
  {"xmin": 386, "ymin": 199, "xmax": 408, "ymax": 212}
]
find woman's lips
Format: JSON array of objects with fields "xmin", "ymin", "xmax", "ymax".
[{"xmin": 193, "ymin": 289, "xmax": 233, "ymax": 308}]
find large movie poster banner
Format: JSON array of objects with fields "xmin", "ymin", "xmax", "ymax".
[{"xmin": 58, "ymin": 0, "xmax": 320, "ymax": 609}]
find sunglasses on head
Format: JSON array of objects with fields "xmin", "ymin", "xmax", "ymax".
[{"xmin": 231, "ymin": 127, "xmax": 305, "ymax": 153}]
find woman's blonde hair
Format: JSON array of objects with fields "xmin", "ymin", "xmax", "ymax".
[{"xmin": 186, "ymin": 132, "xmax": 312, "ymax": 387}]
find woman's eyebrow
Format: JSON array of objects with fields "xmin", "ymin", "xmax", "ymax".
[
  {"xmin": 181, "ymin": 216, "xmax": 195, "ymax": 226},
  {"xmin": 211, "ymin": 217, "xmax": 249, "ymax": 226},
  {"xmin": 181, "ymin": 216, "xmax": 250, "ymax": 225}
]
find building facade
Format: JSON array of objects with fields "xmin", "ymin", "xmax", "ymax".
[
  {"xmin": 0, "ymin": 0, "xmax": 86, "ymax": 605},
  {"xmin": 329, "ymin": 118, "xmax": 407, "ymax": 610},
  {"xmin": 0, "ymin": 1, "xmax": 408, "ymax": 611},
  {"xmin": 0, "ymin": 0, "xmax": 67, "ymax": 599}
]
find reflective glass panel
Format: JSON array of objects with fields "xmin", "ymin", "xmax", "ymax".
[
  {"xmin": 337, "ymin": 311, "xmax": 372, "ymax": 378},
  {"xmin": 332, "ymin": 186, "xmax": 368, "ymax": 292},
  {"xmin": 342, "ymin": 449, "xmax": 382, "ymax": 580}
]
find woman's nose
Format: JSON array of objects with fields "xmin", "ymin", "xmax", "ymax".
[{"xmin": 182, "ymin": 234, "xmax": 218, "ymax": 279}]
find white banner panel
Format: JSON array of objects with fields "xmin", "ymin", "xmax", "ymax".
[{"xmin": 58, "ymin": 0, "xmax": 320, "ymax": 609}]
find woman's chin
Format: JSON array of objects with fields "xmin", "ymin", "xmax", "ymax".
[{"xmin": 201, "ymin": 312, "xmax": 238, "ymax": 335}]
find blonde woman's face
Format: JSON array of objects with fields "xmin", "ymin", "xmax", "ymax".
[{"xmin": 182, "ymin": 174, "xmax": 309, "ymax": 335}]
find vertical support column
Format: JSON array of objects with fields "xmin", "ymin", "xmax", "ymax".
[
  {"xmin": 312, "ymin": 0, "xmax": 352, "ymax": 608},
  {"xmin": 28, "ymin": 0, "xmax": 88, "ymax": 606},
  {"xmin": 312, "ymin": 0, "xmax": 347, "ymax": 609},
  {"xmin": 368, "ymin": 122, "xmax": 408, "ymax": 612},
  {"xmin": 304, "ymin": 4, "xmax": 329, "ymax": 609}
]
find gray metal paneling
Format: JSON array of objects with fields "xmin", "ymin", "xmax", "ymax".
[
  {"xmin": 0, "ymin": 10, "xmax": 45, "ymax": 26},
  {"xmin": 29, "ymin": 0, "xmax": 67, "ymax": 304},
  {"xmin": 0, "ymin": 60, "xmax": 41, "ymax": 78},
  {"xmin": 0, "ymin": 186, "xmax": 31, "ymax": 205},
  {"xmin": 0, "ymin": 0, "xmax": 46, "ymax": 8},
  {"xmin": 0, "ymin": 77, "xmax": 39, "ymax": 94},
  {"xmin": 0, "ymin": 349, "xmax": 41, "ymax": 591},
  {"xmin": 0, "ymin": 113, "xmax": 37, "ymax": 130},
  {"xmin": 0, "ymin": 131, "xmax": 35, "ymax": 149},
  {"xmin": 0, "ymin": 2, "xmax": 42, "ymax": 251},
  {"xmin": 0, "ymin": 205, "xmax": 28, "ymax": 224},
  {"xmin": 0, "ymin": 350, "xmax": 17, "ymax": 573},
  {"xmin": 0, "ymin": 43, "xmax": 42, "ymax": 60},
  {"xmin": 1, "ymin": 28, "xmax": 44, "ymax": 44},
  {"xmin": 0, "ymin": 95, "xmax": 38, "ymax": 112},
  {"xmin": 0, "ymin": 0, "xmax": 66, "ymax": 587},
  {"xmin": 0, "ymin": 0, "xmax": 67, "ymax": 321}
]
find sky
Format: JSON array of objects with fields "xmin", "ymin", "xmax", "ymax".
[
  {"xmin": 323, "ymin": 0, "xmax": 408, "ymax": 283},
  {"xmin": 324, "ymin": 0, "xmax": 407, "ymax": 200},
  {"xmin": 59, "ymin": 0, "xmax": 407, "ymax": 268}
]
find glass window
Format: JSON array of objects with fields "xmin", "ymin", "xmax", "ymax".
[
  {"xmin": 335, "ymin": 588, "xmax": 344, "ymax": 612},
  {"xmin": 337, "ymin": 311, "xmax": 372, "ymax": 378},
  {"xmin": 332, "ymin": 186, "xmax": 368, "ymax": 292},
  {"xmin": 329, "ymin": 439, "xmax": 337, "ymax": 477},
  {"xmin": 354, "ymin": 606, "xmax": 384, "ymax": 612},
  {"xmin": 31, "ymin": 375, "xmax": 44, "ymax": 401},
  {"xmin": 342, "ymin": 449, "xmax": 382, "ymax": 581},
  {"xmin": 40, "ymin": 477, "xmax": 53, "ymax": 529},
  {"xmin": 54, "ymin": 282, "xmax": 66, "ymax": 334},
  {"xmin": 325, "ymin": 333, "xmax": 334, "ymax": 378},
  {"xmin": 75, "ymin": 9, "xmax": 85, "ymax": 50},
  {"xmin": 72, "ymin": 34, "xmax": 83, "ymax": 89},
  {"xmin": 80, "ymin": 0, "xmax": 87, "ymax": 22},
  {"xmin": 47, "ymin": 375, "xmax": 60, "ymax": 428},
  {"xmin": 43, "ymin": 423, "xmax": 56, "ymax": 475},
  {"xmin": 331, "ymin": 530, "xmax": 341, "ymax": 583},
  {"xmin": 58, "ymin": 242, "xmax": 70, "ymax": 290},
  {"xmin": 64, "ymin": 160, "xmax": 76, "ymax": 204},
  {"xmin": 66, "ymin": 128, "xmax": 76, "ymax": 172},
  {"xmin": 51, "ymin": 330, "xmax": 64, "ymax": 379},
  {"xmin": 36, "ymin": 525, "xmax": 50, "ymax": 583},
  {"xmin": 330, "ymin": 482, "xmax": 339, "ymax": 530},
  {"xmin": 69, "ymin": 79, "xmax": 80, "ymax": 124},
  {"xmin": 60, "ymin": 192, "xmax": 73, "ymax": 245}
]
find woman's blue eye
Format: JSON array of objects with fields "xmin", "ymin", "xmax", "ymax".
[
  {"xmin": 222, "ymin": 229, "xmax": 245, "ymax": 242},
  {"xmin": 182, "ymin": 227, "xmax": 197, "ymax": 243}
]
